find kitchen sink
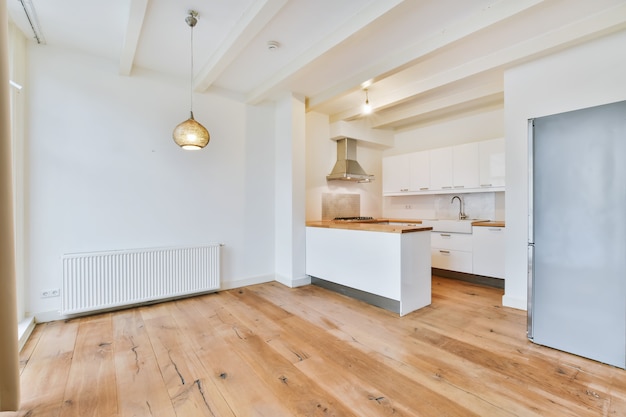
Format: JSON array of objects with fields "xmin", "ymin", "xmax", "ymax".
[{"xmin": 420, "ymin": 219, "xmax": 486, "ymax": 234}]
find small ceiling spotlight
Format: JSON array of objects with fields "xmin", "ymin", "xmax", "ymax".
[
  {"xmin": 362, "ymin": 89, "xmax": 372, "ymax": 115},
  {"xmin": 267, "ymin": 41, "xmax": 280, "ymax": 51}
]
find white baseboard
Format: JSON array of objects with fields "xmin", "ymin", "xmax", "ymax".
[
  {"xmin": 274, "ymin": 274, "xmax": 311, "ymax": 288},
  {"xmin": 31, "ymin": 273, "xmax": 313, "ymax": 325},
  {"xmin": 502, "ymin": 294, "xmax": 527, "ymax": 310},
  {"xmin": 219, "ymin": 274, "xmax": 275, "ymax": 290},
  {"xmin": 35, "ymin": 310, "xmax": 63, "ymax": 323},
  {"xmin": 18, "ymin": 316, "xmax": 36, "ymax": 351},
  {"xmin": 33, "ymin": 274, "xmax": 278, "ymax": 324}
]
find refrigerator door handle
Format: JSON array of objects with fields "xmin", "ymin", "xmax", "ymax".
[
  {"xmin": 527, "ymin": 118, "xmax": 535, "ymax": 341},
  {"xmin": 527, "ymin": 243, "xmax": 535, "ymax": 340},
  {"xmin": 528, "ymin": 118, "xmax": 535, "ymax": 245}
]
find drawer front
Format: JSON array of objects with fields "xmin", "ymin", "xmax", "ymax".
[
  {"xmin": 431, "ymin": 248, "xmax": 472, "ymax": 273},
  {"xmin": 431, "ymin": 232, "xmax": 473, "ymax": 251}
]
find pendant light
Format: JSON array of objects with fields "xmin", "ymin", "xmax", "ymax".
[
  {"xmin": 362, "ymin": 89, "xmax": 372, "ymax": 114},
  {"xmin": 173, "ymin": 10, "xmax": 210, "ymax": 150}
]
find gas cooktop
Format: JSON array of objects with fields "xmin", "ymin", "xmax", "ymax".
[{"xmin": 333, "ymin": 216, "xmax": 374, "ymax": 221}]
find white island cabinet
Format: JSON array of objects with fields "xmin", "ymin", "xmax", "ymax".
[{"xmin": 306, "ymin": 224, "xmax": 431, "ymax": 316}]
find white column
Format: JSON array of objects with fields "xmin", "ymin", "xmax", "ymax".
[{"xmin": 274, "ymin": 93, "xmax": 308, "ymax": 287}]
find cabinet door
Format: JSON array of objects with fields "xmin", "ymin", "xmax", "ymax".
[
  {"xmin": 383, "ymin": 154, "xmax": 410, "ymax": 193},
  {"xmin": 472, "ymin": 226, "xmax": 505, "ymax": 278},
  {"xmin": 479, "ymin": 138, "xmax": 505, "ymax": 188},
  {"xmin": 453, "ymin": 142, "xmax": 479, "ymax": 189},
  {"xmin": 429, "ymin": 147, "xmax": 453, "ymax": 191},
  {"xmin": 409, "ymin": 150, "xmax": 430, "ymax": 191}
]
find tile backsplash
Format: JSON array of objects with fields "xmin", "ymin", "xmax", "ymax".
[
  {"xmin": 322, "ymin": 193, "xmax": 360, "ymax": 220},
  {"xmin": 382, "ymin": 192, "xmax": 504, "ymax": 221}
]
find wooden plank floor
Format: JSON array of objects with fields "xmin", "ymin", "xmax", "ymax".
[{"xmin": 8, "ymin": 276, "xmax": 626, "ymax": 416}]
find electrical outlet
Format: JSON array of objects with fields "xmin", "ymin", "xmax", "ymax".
[
  {"xmin": 41, "ymin": 288, "xmax": 60, "ymax": 298},
  {"xmin": 405, "ymin": 204, "xmax": 412, "ymax": 209}
]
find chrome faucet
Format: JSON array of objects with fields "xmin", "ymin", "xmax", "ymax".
[{"xmin": 451, "ymin": 195, "xmax": 467, "ymax": 220}]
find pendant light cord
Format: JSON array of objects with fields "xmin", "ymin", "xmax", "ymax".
[{"xmin": 189, "ymin": 22, "xmax": 194, "ymax": 116}]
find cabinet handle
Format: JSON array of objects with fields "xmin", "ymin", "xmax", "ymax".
[
  {"xmin": 454, "ymin": 185, "xmax": 464, "ymax": 188},
  {"xmin": 440, "ymin": 233, "xmax": 451, "ymax": 237},
  {"xmin": 442, "ymin": 186, "xmax": 452, "ymax": 189},
  {"xmin": 439, "ymin": 250, "xmax": 450, "ymax": 254},
  {"xmin": 488, "ymin": 228, "xmax": 502, "ymax": 232},
  {"xmin": 481, "ymin": 183, "xmax": 493, "ymax": 187},
  {"xmin": 400, "ymin": 188, "xmax": 409, "ymax": 192},
  {"xmin": 419, "ymin": 187, "xmax": 429, "ymax": 190}
]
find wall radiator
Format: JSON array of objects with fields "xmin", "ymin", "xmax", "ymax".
[{"xmin": 62, "ymin": 244, "xmax": 221, "ymax": 315}]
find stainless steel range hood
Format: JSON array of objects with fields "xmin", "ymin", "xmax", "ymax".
[{"xmin": 326, "ymin": 138, "xmax": 374, "ymax": 183}]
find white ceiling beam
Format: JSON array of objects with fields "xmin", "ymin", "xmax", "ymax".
[
  {"xmin": 365, "ymin": 80, "xmax": 504, "ymax": 129},
  {"xmin": 378, "ymin": 94, "xmax": 504, "ymax": 131},
  {"xmin": 193, "ymin": 0, "xmax": 289, "ymax": 92},
  {"xmin": 308, "ymin": 0, "xmax": 545, "ymax": 113},
  {"xmin": 119, "ymin": 0, "xmax": 149, "ymax": 76},
  {"xmin": 331, "ymin": 2, "xmax": 626, "ymax": 122},
  {"xmin": 244, "ymin": 0, "xmax": 407, "ymax": 105}
]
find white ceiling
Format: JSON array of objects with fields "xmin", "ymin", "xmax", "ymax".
[{"xmin": 7, "ymin": 0, "xmax": 626, "ymax": 131}]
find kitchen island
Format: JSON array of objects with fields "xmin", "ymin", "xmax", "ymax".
[{"xmin": 306, "ymin": 221, "xmax": 432, "ymax": 316}]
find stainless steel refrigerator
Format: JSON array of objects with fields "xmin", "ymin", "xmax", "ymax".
[{"xmin": 528, "ymin": 100, "xmax": 626, "ymax": 369}]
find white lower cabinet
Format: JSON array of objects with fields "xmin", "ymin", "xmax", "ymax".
[
  {"xmin": 430, "ymin": 227, "xmax": 505, "ymax": 278},
  {"xmin": 430, "ymin": 232, "xmax": 473, "ymax": 274},
  {"xmin": 472, "ymin": 226, "xmax": 505, "ymax": 278}
]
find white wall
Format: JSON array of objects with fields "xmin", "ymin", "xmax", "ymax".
[
  {"xmin": 504, "ymin": 29, "xmax": 626, "ymax": 310},
  {"xmin": 305, "ymin": 111, "xmax": 384, "ymax": 220},
  {"xmin": 25, "ymin": 45, "xmax": 276, "ymax": 320}
]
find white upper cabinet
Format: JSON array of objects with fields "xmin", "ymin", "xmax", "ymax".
[
  {"xmin": 409, "ymin": 150, "xmax": 430, "ymax": 191},
  {"xmin": 479, "ymin": 138, "xmax": 505, "ymax": 188},
  {"xmin": 430, "ymin": 143, "xmax": 479, "ymax": 191},
  {"xmin": 429, "ymin": 147, "xmax": 453, "ymax": 191},
  {"xmin": 383, "ymin": 154, "xmax": 410, "ymax": 193},
  {"xmin": 382, "ymin": 138, "xmax": 506, "ymax": 195},
  {"xmin": 383, "ymin": 150, "xmax": 430, "ymax": 194},
  {"xmin": 453, "ymin": 142, "xmax": 479, "ymax": 190}
]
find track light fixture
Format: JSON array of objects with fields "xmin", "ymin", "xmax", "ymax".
[{"xmin": 362, "ymin": 89, "xmax": 372, "ymax": 115}]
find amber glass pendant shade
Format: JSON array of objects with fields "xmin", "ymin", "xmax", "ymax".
[{"xmin": 173, "ymin": 111, "xmax": 210, "ymax": 150}]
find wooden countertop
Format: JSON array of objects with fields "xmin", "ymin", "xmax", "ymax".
[
  {"xmin": 306, "ymin": 218, "xmax": 504, "ymax": 232},
  {"xmin": 471, "ymin": 221, "xmax": 505, "ymax": 227},
  {"xmin": 306, "ymin": 220, "xmax": 432, "ymax": 234},
  {"xmin": 383, "ymin": 218, "xmax": 506, "ymax": 228}
]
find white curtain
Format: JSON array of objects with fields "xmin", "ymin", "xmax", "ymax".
[{"xmin": 0, "ymin": 0, "xmax": 20, "ymax": 411}]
